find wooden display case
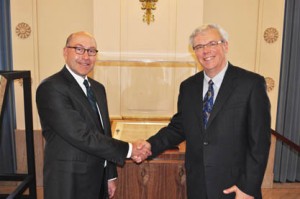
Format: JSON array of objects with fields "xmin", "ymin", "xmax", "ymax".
[{"xmin": 112, "ymin": 120, "xmax": 187, "ymax": 199}]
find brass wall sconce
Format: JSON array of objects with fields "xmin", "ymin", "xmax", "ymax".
[{"xmin": 140, "ymin": 0, "xmax": 158, "ymax": 25}]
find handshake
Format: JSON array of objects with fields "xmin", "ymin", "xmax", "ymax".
[{"xmin": 131, "ymin": 140, "xmax": 152, "ymax": 163}]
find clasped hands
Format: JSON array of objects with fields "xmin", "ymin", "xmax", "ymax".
[{"xmin": 131, "ymin": 140, "xmax": 151, "ymax": 163}]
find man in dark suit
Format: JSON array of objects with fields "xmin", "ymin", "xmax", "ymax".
[
  {"xmin": 142, "ymin": 24, "xmax": 271, "ymax": 199},
  {"xmin": 36, "ymin": 31, "xmax": 150, "ymax": 199}
]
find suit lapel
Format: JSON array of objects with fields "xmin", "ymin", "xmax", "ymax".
[
  {"xmin": 62, "ymin": 67, "xmax": 87, "ymax": 102},
  {"xmin": 206, "ymin": 64, "xmax": 238, "ymax": 129},
  {"xmin": 189, "ymin": 72, "xmax": 205, "ymax": 130},
  {"xmin": 62, "ymin": 67, "xmax": 103, "ymax": 131}
]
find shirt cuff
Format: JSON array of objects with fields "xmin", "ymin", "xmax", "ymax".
[
  {"xmin": 127, "ymin": 143, "xmax": 132, "ymax": 158},
  {"xmin": 108, "ymin": 177, "xmax": 117, "ymax": 182}
]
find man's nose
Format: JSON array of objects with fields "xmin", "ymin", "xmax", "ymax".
[{"xmin": 82, "ymin": 50, "xmax": 90, "ymax": 58}]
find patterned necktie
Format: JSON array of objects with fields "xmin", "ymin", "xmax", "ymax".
[
  {"xmin": 83, "ymin": 79, "xmax": 101, "ymax": 123},
  {"xmin": 203, "ymin": 80, "xmax": 214, "ymax": 128}
]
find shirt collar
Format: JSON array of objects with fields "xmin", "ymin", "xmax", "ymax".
[
  {"xmin": 65, "ymin": 64, "xmax": 88, "ymax": 84},
  {"xmin": 204, "ymin": 61, "xmax": 228, "ymax": 88},
  {"xmin": 65, "ymin": 64, "xmax": 89, "ymax": 95}
]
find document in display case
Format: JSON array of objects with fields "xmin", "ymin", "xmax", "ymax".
[
  {"xmin": 112, "ymin": 120, "xmax": 168, "ymax": 143},
  {"xmin": 112, "ymin": 120, "xmax": 186, "ymax": 153}
]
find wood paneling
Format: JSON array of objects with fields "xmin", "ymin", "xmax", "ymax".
[{"xmin": 115, "ymin": 152, "xmax": 186, "ymax": 199}]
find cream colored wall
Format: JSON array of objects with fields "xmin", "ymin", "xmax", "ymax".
[
  {"xmin": 10, "ymin": 0, "xmax": 284, "ymax": 130},
  {"xmin": 203, "ymin": 0, "xmax": 285, "ymax": 188},
  {"xmin": 10, "ymin": 0, "xmax": 39, "ymax": 129},
  {"xmin": 10, "ymin": 0, "xmax": 94, "ymax": 129},
  {"xmin": 36, "ymin": 0, "xmax": 94, "ymax": 80},
  {"xmin": 203, "ymin": 0, "xmax": 260, "ymax": 71},
  {"xmin": 93, "ymin": 0, "xmax": 203, "ymax": 118},
  {"xmin": 203, "ymin": 0, "xmax": 284, "ymax": 130},
  {"xmin": 94, "ymin": 0, "xmax": 203, "ymax": 61}
]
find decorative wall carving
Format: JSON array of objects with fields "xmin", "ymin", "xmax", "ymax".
[
  {"xmin": 16, "ymin": 22, "xmax": 31, "ymax": 39},
  {"xmin": 139, "ymin": 0, "xmax": 158, "ymax": 25},
  {"xmin": 265, "ymin": 77, "xmax": 275, "ymax": 92},
  {"xmin": 264, "ymin": 27, "xmax": 279, "ymax": 43}
]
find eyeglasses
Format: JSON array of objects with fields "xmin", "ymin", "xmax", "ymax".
[
  {"xmin": 193, "ymin": 40, "xmax": 224, "ymax": 51},
  {"xmin": 66, "ymin": 46, "xmax": 98, "ymax": 56}
]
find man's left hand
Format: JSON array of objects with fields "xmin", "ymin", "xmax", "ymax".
[
  {"xmin": 223, "ymin": 185, "xmax": 254, "ymax": 199},
  {"xmin": 108, "ymin": 180, "xmax": 117, "ymax": 198}
]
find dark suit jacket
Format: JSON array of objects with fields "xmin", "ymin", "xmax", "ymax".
[
  {"xmin": 36, "ymin": 66, "xmax": 129, "ymax": 199},
  {"xmin": 148, "ymin": 63, "xmax": 271, "ymax": 199}
]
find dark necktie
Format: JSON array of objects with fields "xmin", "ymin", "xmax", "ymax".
[
  {"xmin": 83, "ymin": 79, "xmax": 101, "ymax": 124},
  {"xmin": 203, "ymin": 80, "xmax": 214, "ymax": 129}
]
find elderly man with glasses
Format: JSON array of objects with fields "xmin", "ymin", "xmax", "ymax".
[
  {"xmin": 36, "ymin": 31, "xmax": 151, "ymax": 199},
  {"xmin": 141, "ymin": 24, "xmax": 271, "ymax": 199}
]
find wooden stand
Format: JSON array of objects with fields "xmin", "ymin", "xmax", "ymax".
[
  {"xmin": 112, "ymin": 120, "xmax": 187, "ymax": 199},
  {"xmin": 0, "ymin": 71, "xmax": 37, "ymax": 199}
]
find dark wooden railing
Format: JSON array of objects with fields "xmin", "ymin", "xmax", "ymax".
[{"xmin": 271, "ymin": 129, "xmax": 300, "ymax": 152}]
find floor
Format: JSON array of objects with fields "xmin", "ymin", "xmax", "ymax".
[
  {"xmin": 262, "ymin": 183, "xmax": 300, "ymax": 199},
  {"xmin": 1, "ymin": 183, "xmax": 300, "ymax": 199}
]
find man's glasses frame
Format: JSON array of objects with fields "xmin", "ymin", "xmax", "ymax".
[
  {"xmin": 66, "ymin": 46, "xmax": 98, "ymax": 56},
  {"xmin": 193, "ymin": 40, "xmax": 224, "ymax": 51}
]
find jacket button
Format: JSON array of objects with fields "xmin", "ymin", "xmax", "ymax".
[{"xmin": 203, "ymin": 142, "xmax": 209, "ymax": 145}]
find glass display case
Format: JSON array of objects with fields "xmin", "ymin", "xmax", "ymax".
[
  {"xmin": 94, "ymin": 60, "xmax": 198, "ymax": 119},
  {"xmin": 93, "ymin": 61, "xmax": 195, "ymax": 198}
]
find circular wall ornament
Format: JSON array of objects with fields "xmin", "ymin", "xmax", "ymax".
[
  {"xmin": 264, "ymin": 27, "xmax": 279, "ymax": 43},
  {"xmin": 265, "ymin": 77, "xmax": 275, "ymax": 92},
  {"xmin": 16, "ymin": 22, "xmax": 31, "ymax": 39}
]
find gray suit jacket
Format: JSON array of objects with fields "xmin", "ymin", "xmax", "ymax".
[
  {"xmin": 36, "ymin": 66, "xmax": 129, "ymax": 199},
  {"xmin": 148, "ymin": 63, "xmax": 271, "ymax": 199}
]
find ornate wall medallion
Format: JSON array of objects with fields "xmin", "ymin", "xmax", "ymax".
[
  {"xmin": 16, "ymin": 22, "xmax": 31, "ymax": 39},
  {"xmin": 265, "ymin": 77, "xmax": 275, "ymax": 92},
  {"xmin": 264, "ymin": 27, "xmax": 279, "ymax": 44}
]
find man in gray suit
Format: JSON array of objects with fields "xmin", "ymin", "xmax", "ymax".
[
  {"xmin": 36, "ymin": 31, "xmax": 150, "ymax": 199},
  {"xmin": 141, "ymin": 24, "xmax": 271, "ymax": 199}
]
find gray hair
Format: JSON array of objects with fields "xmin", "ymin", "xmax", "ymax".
[{"xmin": 189, "ymin": 24, "xmax": 229, "ymax": 47}]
